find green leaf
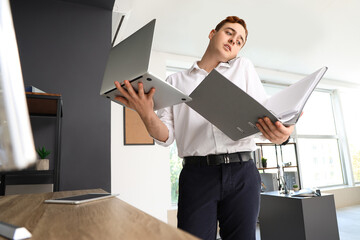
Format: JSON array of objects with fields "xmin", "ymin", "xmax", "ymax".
[{"xmin": 36, "ymin": 146, "xmax": 51, "ymax": 159}]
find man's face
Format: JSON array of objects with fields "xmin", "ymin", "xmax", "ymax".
[{"xmin": 209, "ymin": 22, "xmax": 247, "ymax": 61}]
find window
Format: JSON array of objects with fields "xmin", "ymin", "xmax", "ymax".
[
  {"xmin": 295, "ymin": 91, "xmax": 344, "ymax": 188},
  {"xmin": 169, "ymin": 142, "xmax": 182, "ymax": 204},
  {"xmin": 297, "ymin": 138, "xmax": 343, "ymax": 187},
  {"xmin": 295, "ymin": 91, "xmax": 337, "ymax": 135},
  {"xmin": 263, "ymin": 82, "xmax": 346, "ymax": 188},
  {"xmin": 339, "ymin": 91, "xmax": 360, "ymax": 183}
]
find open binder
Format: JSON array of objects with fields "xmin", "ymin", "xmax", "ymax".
[{"xmin": 186, "ymin": 67, "xmax": 328, "ymax": 141}]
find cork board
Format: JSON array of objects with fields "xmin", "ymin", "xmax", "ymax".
[{"xmin": 124, "ymin": 107, "xmax": 154, "ymax": 145}]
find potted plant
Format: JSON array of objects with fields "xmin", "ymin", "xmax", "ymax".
[
  {"xmin": 261, "ymin": 157, "xmax": 267, "ymax": 168},
  {"xmin": 293, "ymin": 184, "xmax": 299, "ymax": 191},
  {"xmin": 36, "ymin": 146, "xmax": 50, "ymax": 170}
]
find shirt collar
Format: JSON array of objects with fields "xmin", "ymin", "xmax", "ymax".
[
  {"xmin": 189, "ymin": 57, "xmax": 238, "ymax": 74},
  {"xmin": 220, "ymin": 57, "xmax": 237, "ymax": 67},
  {"xmin": 188, "ymin": 62, "xmax": 202, "ymax": 74}
]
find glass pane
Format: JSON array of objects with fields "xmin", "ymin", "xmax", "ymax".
[
  {"xmin": 283, "ymin": 169, "xmax": 300, "ymax": 190},
  {"xmin": 280, "ymin": 144, "xmax": 297, "ymax": 167},
  {"xmin": 261, "ymin": 145, "xmax": 279, "ymax": 168},
  {"xmin": 340, "ymin": 91, "xmax": 360, "ymax": 183},
  {"xmin": 296, "ymin": 91, "xmax": 337, "ymax": 135},
  {"xmin": 169, "ymin": 142, "xmax": 182, "ymax": 204},
  {"xmin": 297, "ymin": 138, "xmax": 344, "ymax": 188}
]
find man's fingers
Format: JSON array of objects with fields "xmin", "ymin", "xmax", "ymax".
[
  {"xmin": 256, "ymin": 122, "xmax": 271, "ymax": 140},
  {"xmin": 138, "ymin": 82, "xmax": 145, "ymax": 98},
  {"xmin": 114, "ymin": 96, "xmax": 129, "ymax": 106},
  {"xmin": 123, "ymin": 80, "xmax": 138, "ymax": 98},
  {"xmin": 257, "ymin": 117, "xmax": 293, "ymax": 144},
  {"xmin": 114, "ymin": 81, "xmax": 131, "ymax": 100},
  {"xmin": 275, "ymin": 121, "xmax": 295, "ymax": 136},
  {"xmin": 147, "ymin": 87, "xmax": 156, "ymax": 100},
  {"xmin": 114, "ymin": 80, "xmax": 155, "ymax": 113},
  {"xmin": 275, "ymin": 121, "xmax": 288, "ymax": 134},
  {"xmin": 265, "ymin": 118, "xmax": 289, "ymax": 139},
  {"xmin": 258, "ymin": 118, "xmax": 278, "ymax": 139}
]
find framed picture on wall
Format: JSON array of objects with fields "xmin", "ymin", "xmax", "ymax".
[{"xmin": 123, "ymin": 107, "xmax": 154, "ymax": 145}]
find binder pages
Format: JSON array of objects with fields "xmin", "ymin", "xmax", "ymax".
[{"xmin": 264, "ymin": 67, "xmax": 327, "ymax": 125}]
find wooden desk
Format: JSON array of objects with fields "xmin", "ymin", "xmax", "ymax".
[{"xmin": 0, "ymin": 189, "xmax": 199, "ymax": 240}]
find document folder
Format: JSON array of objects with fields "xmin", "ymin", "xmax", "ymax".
[{"xmin": 186, "ymin": 67, "xmax": 327, "ymax": 141}]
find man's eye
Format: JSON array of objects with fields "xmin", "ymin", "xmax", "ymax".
[{"xmin": 226, "ymin": 31, "xmax": 232, "ymax": 35}]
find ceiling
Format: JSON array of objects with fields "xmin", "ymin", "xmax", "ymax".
[{"xmin": 114, "ymin": 0, "xmax": 360, "ymax": 85}]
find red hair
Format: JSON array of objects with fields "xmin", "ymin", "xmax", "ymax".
[{"xmin": 215, "ymin": 16, "xmax": 248, "ymax": 41}]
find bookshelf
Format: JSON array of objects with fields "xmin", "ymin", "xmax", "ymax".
[
  {"xmin": 0, "ymin": 92, "xmax": 62, "ymax": 195},
  {"xmin": 255, "ymin": 142, "xmax": 301, "ymax": 191}
]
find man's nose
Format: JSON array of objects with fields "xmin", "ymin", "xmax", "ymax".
[{"xmin": 228, "ymin": 39, "xmax": 235, "ymax": 45}]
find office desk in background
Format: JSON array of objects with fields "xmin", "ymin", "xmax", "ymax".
[
  {"xmin": 259, "ymin": 191, "xmax": 340, "ymax": 240},
  {"xmin": 0, "ymin": 189, "xmax": 199, "ymax": 240}
]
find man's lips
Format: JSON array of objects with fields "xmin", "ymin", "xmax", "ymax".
[{"xmin": 224, "ymin": 44, "xmax": 232, "ymax": 52}]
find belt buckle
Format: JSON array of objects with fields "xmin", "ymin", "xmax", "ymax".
[{"xmin": 224, "ymin": 154, "xmax": 230, "ymax": 164}]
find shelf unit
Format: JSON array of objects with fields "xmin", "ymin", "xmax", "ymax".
[
  {"xmin": 256, "ymin": 142, "xmax": 301, "ymax": 191},
  {"xmin": 0, "ymin": 92, "xmax": 62, "ymax": 195}
]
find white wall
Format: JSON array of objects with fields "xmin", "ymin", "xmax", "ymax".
[
  {"xmin": 111, "ymin": 102, "xmax": 171, "ymax": 223},
  {"xmin": 111, "ymin": 101, "xmax": 170, "ymax": 222},
  {"xmin": 111, "ymin": 51, "xmax": 168, "ymax": 222},
  {"xmin": 323, "ymin": 186, "xmax": 360, "ymax": 209}
]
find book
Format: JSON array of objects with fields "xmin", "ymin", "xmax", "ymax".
[
  {"xmin": 254, "ymin": 148, "xmax": 262, "ymax": 168},
  {"xmin": 25, "ymin": 85, "xmax": 45, "ymax": 93},
  {"xmin": 186, "ymin": 67, "xmax": 327, "ymax": 141}
]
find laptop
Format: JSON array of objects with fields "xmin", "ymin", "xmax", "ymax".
[
  {"xmin": 100, "ymin": 19, "xmax": 192, "ymax": 111},
  {"xmin": 186, "ymin": 67, "xmax": 327, "ymax": 141}
]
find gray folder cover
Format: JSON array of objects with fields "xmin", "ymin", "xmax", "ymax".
[{"xmin": 186, "ymin": 67, "xmax": 327, "ymax": 141}]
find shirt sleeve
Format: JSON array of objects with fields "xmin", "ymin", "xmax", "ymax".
[
  {"xmin": 243, "ymin": 58, "xmax": 269, "ymax": 105},
  {"xmin": 243, "ymin": 58, "xmax": 269, "ymax": 141},
  {"xmin": 153, "ymin": 75, "xmax": 177, "ymax": 147},
  {"xmin": 154, "ymin": 106, "xmax": 175, "ymax": 147}
]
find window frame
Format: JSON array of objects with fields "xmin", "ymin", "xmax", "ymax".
[
  {"xmin": 263, "ymin": 83, "xmax": 355, "ymax": 188},
  {"xmin": 332, "ymin": 89, "xmax": 357, "ymax": 186}
]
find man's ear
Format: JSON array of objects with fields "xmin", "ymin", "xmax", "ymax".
[{"xmin": 208, "ymin": 29, "xmax": 216, "ymax": 40}]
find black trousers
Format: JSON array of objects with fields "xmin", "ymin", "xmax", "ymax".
[{"xmin": 177, "ymin": 160, "xmax": 261, "ymax": 240}]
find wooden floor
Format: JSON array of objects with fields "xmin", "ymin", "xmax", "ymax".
[{"xmin": 256, "ymin": 204, "xmax": 360, "ymax": 240}]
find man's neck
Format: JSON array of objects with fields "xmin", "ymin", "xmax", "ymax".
[
  {"xmin": 197, "ymin": 51, "xmax": 223, "ymax": 73},
  {"xmin": 197, "ymin": 51, "xmax": 231, "ymax": 73}
]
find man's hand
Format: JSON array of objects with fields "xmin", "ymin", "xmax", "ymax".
[
  {"xmin": 114, "ymin": 80, "xmax": 155, "ymax": 119},
  {"xmin": 256, "ymin": 117, "xmax": 294, "ymax": 145},
  {"xmin": 113, "ymin": 80, "xmax": 169, "ymax": 142}
]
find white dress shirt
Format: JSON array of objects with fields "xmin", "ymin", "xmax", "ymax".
[{"xmin": 155, "ymin": 57, "xmax": 268, "ymax": 158}]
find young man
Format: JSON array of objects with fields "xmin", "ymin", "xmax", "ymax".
[{"xmin": 115, "ymin": 16, "xmax": 294, "ymax": 240}]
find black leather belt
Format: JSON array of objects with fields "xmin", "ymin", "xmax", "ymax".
[{"xmin": 183, "ymin": 151, "xmax": 253, "ymax": 166}]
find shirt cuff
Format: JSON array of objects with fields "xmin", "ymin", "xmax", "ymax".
[{"xmin": 281, "ymin": 136, "xmax": 291, "ymax": 145}]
